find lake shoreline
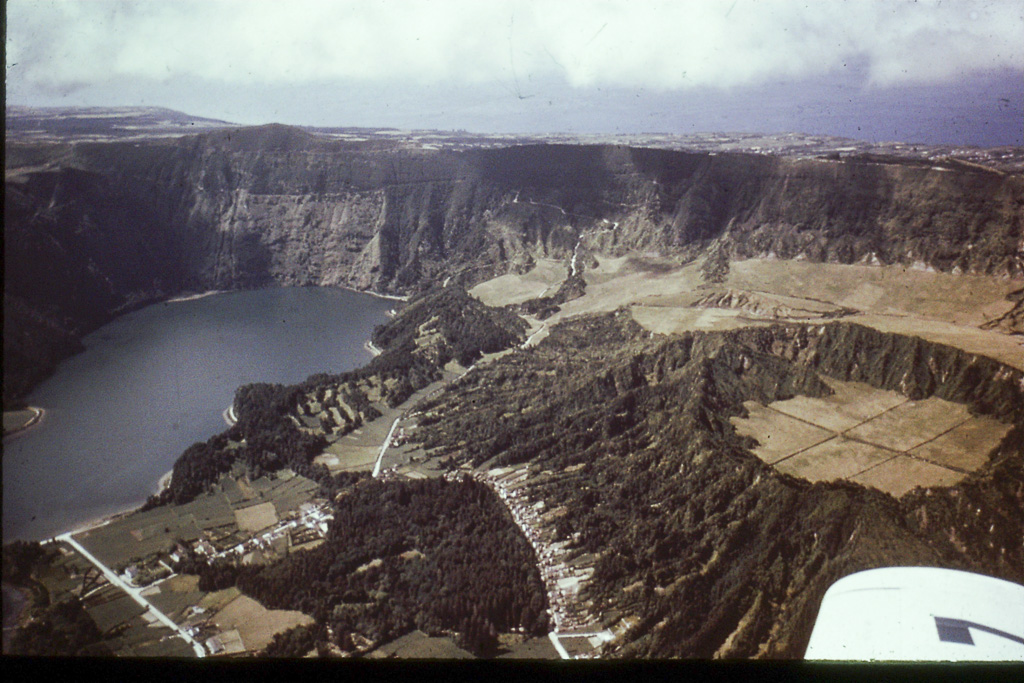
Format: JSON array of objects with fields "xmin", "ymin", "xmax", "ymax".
[
  {"xmin": 2, "ymin": 406, "xmax": 45, "ymax": 439},
  {"xmin": 166, "ymin": 284, "xmax": 408, "ymax": 305},
  {"xmin": 5, "ymin": 286, "xmax": 394, "ymax": 544},
  {"xmin": 165, "ymin": 289, "xmax": 225, "ymax": 304}
]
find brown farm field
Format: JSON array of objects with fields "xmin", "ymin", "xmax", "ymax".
[{"xmin": 731, "ymin": 379, "xmax": 1013, "ymax": 497}]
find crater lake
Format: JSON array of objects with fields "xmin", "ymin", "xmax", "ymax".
[{"xmin": 2, "ymin": 286, "xmax": 395, "ymax": 542}]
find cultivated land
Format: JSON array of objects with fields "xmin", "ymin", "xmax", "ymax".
[
  {"xmin": 731, "ymin": 378, "xmax": 1013, "ymax": 497},
  {"xmin": 207, "ymin": 594, "xmax": 313, "ymax": 653},
  {"xmin": 312, "ymin": 373, "xmax": 459, "ymax": 475},
  {"xmin": 364, "ymin": 629, "xmax": 474, "ymax": 659},
  {"xmin": 17, "ymin": 467, "xmax": 330, "ymax": 657},
  {"xmin": 5, "ymin": 111, "xmax": 1022, "ymax": 659}
]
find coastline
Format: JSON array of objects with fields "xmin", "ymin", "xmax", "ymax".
[
  {"xmin": 362, "ymin": 290, "xmax": 408, "ymax": 302},
  {"xmin": 2, "ymin": 406, "xmax": 45, "ymax": 439},
  {"xmin": 46, "ymin": 504, "xmax": 140, "ymax": 544},
  {"xmin": 157, "ymin": 469, "xmax": 173, "ymax": 496},
  {"xmin": 35, "ymin": 466, "xmax": 177, "ymax": 545},
  {"xmin": 165, "ymin": 289, "xmax": 224, "ymax": 304},
  {"xmin": 365, "ymin": 341, "xmax": 383, "ymax": 357},
  {"xmin": 337, "ymin": 284, "xmax": 409, "ymax": 303},
  {"xmin": 168, "ymin": 284, "xmax": 408, "ymax": 307}
]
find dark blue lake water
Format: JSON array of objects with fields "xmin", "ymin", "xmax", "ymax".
[{"xmin": 2, "ymin": 287, "xmax": 393, "ymax": 542}]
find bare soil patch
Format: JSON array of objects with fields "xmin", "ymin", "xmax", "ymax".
[
  {"xmin": 850, "ymin": 314, "xmax": 1024, "ymax": 370},
  {"xmin": 631, "ymin": 306, "xmax": 769, "ymax": 334},
  {"xmin": 726, "ymin": 259, "xmax": 1019, "ymax": 328},
  {"xmin": 472, "ymin": 255, "xmax": 1022, "ymax": 376},
  {"xmin": 470, "ymin": 259, "xmax": 566, "ymax": 307},
  {"xmin": 724, "ymin": 259, "xmax": 1023, "ymax": 369}
]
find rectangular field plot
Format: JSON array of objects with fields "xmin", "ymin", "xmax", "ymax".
[
  {"xmin": 851, "ymin": 456, "xmax": 967, "ymax": 497},
  {"xmin": 770, "ymin": 379, "xmax": 906, "ymax": 432},
  {"xmin": 845, "ymin": 398, "xmax": 972, "ymax": 452},
  {"xmin": 774, "ymin": 438, "xmax": 894, "ymax": 483},
  {"xmin": 198, "ymin": 587, "xmax": 242, "ymax": 613},
  {"xmin": 127, "ymin": 635, "xmax": 196, "ymax": 658},
  {"xmin": 234, "ymin": 501, "xmax": 278, "ymax": 533},
  {"xmin": 558, "ymin": 634, "xmax": 601, "ymax": 658},
  {"xmin": 731, "ymin": 402, "xmax": 834, "ymax": 464},
  {"xmin": 367, "ymin": 630, "xmax": 475, "ymax": 659},
  {"xmin": 76, "ymin": 511, "xmax": 204, "ymax": 568},
  {"xmin": 211, "ymin": 594, "xmax": 314, "ymax": 652},
  {"xmin": 909, "ymin": 417, "xmax": 1012, "ymax": 472},
  {"xmin": 107, "ymin": 615, "xmax": 192, "ymax": 657},
  {"xmin": 86, "ymin": 594, "xmax": 147, "ymax": 633},
  {"xmin": 148, "ymin": 588, "xmax": 206, "ymax": 623},
  {"xmin": 734, "ymin": 376, "xmax": 1011, "ymax": 498}
]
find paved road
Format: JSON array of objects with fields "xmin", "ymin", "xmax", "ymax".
[
  {"xmin": 372, "ymin": 417, "xmax": 401, "ymax": 478},
  {"xmin": 56, "ymin": 532, "xmax": 207, "ymax": 657},
  {"xmin": 548, "ymin": 631, "xmax": 572, "ymax": 659}
]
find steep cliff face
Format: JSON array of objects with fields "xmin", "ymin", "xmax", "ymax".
[{"xmin": 4, "ymin": 126, "xmax": 1023, "ymax": 403}]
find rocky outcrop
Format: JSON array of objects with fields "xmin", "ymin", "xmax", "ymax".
[{"xmin": 5, "ymin": 128, "xmax": 1023, "ymax": 403}]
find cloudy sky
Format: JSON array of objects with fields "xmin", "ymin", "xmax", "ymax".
[{"xmin": 6, "ymin": 0, "xmax": 1024, "ymax": 145}]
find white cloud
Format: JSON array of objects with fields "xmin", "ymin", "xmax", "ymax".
[{"xmin": 6, "ymin": 0, "xmax": 1023, "ymax": 94}]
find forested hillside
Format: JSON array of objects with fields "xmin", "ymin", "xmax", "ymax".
[{"xmin": 412, "ymin": 314, "xmax": 1024, "ymax": 657}]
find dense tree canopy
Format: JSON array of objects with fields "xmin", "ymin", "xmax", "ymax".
[{"xmin": 180, "ymin": 476, "xmax": 549, "ymax": 657}]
